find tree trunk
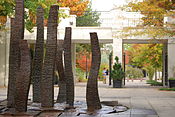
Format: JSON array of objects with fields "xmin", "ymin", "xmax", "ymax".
[
  {"xmin": 64, "ymin": 27, "xmax": 74, "ymax": 107},
  {"xmin": 14, "ymin": 40, "xmax": 31, "ymax": 112},
  {"xmin": 56, "ymin": 40, "xmax": 66, "ymax": 103},
  {"xmin": 41, "ymin": 5, "xmax": 59, "ymax": 108},
  {"xmin": 86, "ymin": 32, "xmax": 102, "ymax": 111},
  {"xmin": 155, "ymin": 68, "xmax": 157, "ymax": 81},
  {"xmin": 32, "ymin": 6, "xmax": 44, "ymax": 103}
]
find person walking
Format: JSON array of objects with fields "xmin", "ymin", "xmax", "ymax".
[
  {"xmin": 105, "ymin": 69, "xmax": 109, "ymax": 84},
  {"xmin": 102, "ymin": 68, "xmax": 107, "ymax": 84}
]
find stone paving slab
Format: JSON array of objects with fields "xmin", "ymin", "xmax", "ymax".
[{"xmin": 1, "ymin": 80, "xmax": 175, "ymax": 116}]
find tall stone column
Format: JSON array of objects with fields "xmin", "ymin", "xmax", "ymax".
[
  {"xmin": 56, "ymin": 40, "xmax": 66, "ymax": 103},
  {"xmin": 113, "ymin": 38, "xmax": 123, "ymax": 64},
  {"xmin": 71, "ymin": 43, "xmax": 76, "ymax": 83},
  {"xmin": 64, "ymin": 27, "xmax": 74, "ymax": 107},
  {"xmin": 14, "ymin": 40, "xmax": 31, "ymax": 112},
  {"xmin": 168, "ymin": 39, "xmax": 175, "ymax": 78},
  {"xmin": 41, "ymin": 5, "xmax": 58, "ymax": 108},
  {"xmin": 32, "ymin": 6, "xmax": 44, "ymax": 103},
  {"xmin": 86, "ymin": 32, "xmax": 101, "ymax": 111}
]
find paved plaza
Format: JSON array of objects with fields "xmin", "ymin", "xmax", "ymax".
[{"xmin": 0, "ymin": 80, "xmax": 175, "ymax": 117}]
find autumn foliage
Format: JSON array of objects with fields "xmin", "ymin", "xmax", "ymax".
[
  {"xmin": 59, "ymin": 0, "xmax": 89, "ymax": 16},
  {"xmin": 76, "ymin": 54, "xmax": 91, "ymax": 71}
]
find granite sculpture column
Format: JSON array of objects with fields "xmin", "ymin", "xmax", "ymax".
[
  {"xmin": 7, "ymin": 0, "xmax": 24, "ymax": 108},
  {"xmin": 41, "ymin": 5, "xmax": 59, "ymax": 108},
  {"xmin": 64, "ymin": 27, "xmax": 74, "ymax": 106},
  {"xmin": 56, "ymin": 40, "xmax": 66, "ymax": 103},
  {"xmin": 7, "ymin": 18, "xmax": 20, "ymax": 108},
  {"xmin": 32, "ymin": 6, "xmax": 44, "ymax": 103},
  {"xmin": 86, "ymin": 32, "xmax": 102, "ymax": 111},
  {"xmin": 14, "ymin": 40, "xmax": 31, "ymax": 112}
]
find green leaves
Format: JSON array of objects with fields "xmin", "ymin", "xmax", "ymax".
[
  {"xmin": 121, "ymin": 0, "xmax": 175, "ymax": 39},
  {"xmin": 0, "ymin": 0, "xmax": 14, "ymax": 16},
  {"xmin": 76, "ymin": 4, "xmax": 101, "ymax": 26},
  {"xmin": 111, "ymin": 56, "xmax": 124, "ymax": 80},
  {"xmin": 127, "ymin": 44, "xmax": 163, "ymax": 80}
]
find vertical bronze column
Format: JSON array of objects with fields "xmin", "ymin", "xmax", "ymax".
[
  {"xmin": 86, "ymin": 32, "xmax": 102, "ymax": 111},
  {"xmin": 32, "ymin": 6, "xmax": 44, "ymax": 103},
  {"xmin": 64, "ymin": 27, "xmax": 74, "ymax": 107},
  {"xmin": 41, "ymin": 5, "xmax": 59, "ymax": 108}
]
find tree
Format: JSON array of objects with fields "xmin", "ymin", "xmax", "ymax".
[
  {"xmin": 127, "ymin": 44, "xmax": 163, "ymax": 80},
  {"xmin": 25, "ymin": 0, "xmax": 89, "ymax": 31},
  {"xmin": 122, "ymin": 0, "xmax": 175, "ymax": 39},
  {"xmin": 59, "ymin": 0, "xmax": 89, "ymax": 16},
  {"xmin": 0, "ymin": 0, "xmax": 14, "ymax": 29},
  {"xmin": 86, "ymin": 32, "xmax": 101, "ymax": 111},
  {"xmin": 76, "ymin": 55, "xmax": 91, "ymax": 71},
  {"xmin": 0, "ymin": 0, "xmax": 89, "ymax": 31},
  {"xmin": 76, "ymin": 4, "xmax": 101, "ymax": 26}
]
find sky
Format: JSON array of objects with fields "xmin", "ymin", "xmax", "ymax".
[{"xmin": 91, "ymin": 0, "xmax": 127, "ymax": 11}]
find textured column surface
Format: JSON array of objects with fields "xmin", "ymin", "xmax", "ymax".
[
  {"xmin": 7, "ymin": 0, "xmax": 24, "ymax": 109},
  {"xmin": 7, "ymin": 18, "xmax": 19, "ymax": 108},
  {"xmin": 32, "ymin": 6, "xmax": 44, "ymax": 103},
  {"xmin": 41, "ymin": 5, "xmax": 59, "ymax": 108},
  {"xmin": 86, "ymin": 32, "xmax": 102, "ymax": 111},
  {"xmin": 64, "ymin": 27, "xmax": 74, "ymax": 106},
  {"xmin": 56, "ymin": 40, "xmax": 66, "ymax": 103},
  {"xmin": 14, "ymin": 40, "xmax": 31, "ymax": 112},
  {"xmin": 14, "ymin": 0, "xmax": 24, "ymax": 40}
]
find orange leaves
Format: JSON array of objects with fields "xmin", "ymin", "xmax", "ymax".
[
  {"xmin": 76, "ymin": 55, "xmax": 91, "ymax": 71},
  {"xmin": 58, "ymin": 0, "xmax": 89, "ymax": 16}
]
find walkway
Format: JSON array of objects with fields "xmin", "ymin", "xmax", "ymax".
[
  {"xmin": 74, "ymin": 80, "xmax": 175, "ymax": 117},
  {"xmin": 0, "ymin": 80, "xmax": 175, "ymax": 117}
]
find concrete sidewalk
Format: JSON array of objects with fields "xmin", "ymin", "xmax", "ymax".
[
  {"xmin": 74, "ymin": 80, "xmax": 175, "ymax": 117},
  {"xmin": 1, "ymin": 80, "xmax": 175, "ymax": 117}
]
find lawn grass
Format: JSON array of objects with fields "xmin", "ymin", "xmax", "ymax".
[
  {"xmin": 159, "ymin": 88, "xmax": 175, "ymax": 91},
  {"xmin": 146, "ymin": 80, "xmax": 163, "ymax": 86}
]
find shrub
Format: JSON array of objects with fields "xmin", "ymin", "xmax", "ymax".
[
  {"xmin": 169, "ymin": 77, "xmax": 175, "ymax": 80},
  {"xmin": 126, "ymin": 66, "xmax": 144, "ymax": 79},
  {"xmin": 111, "ymin": 56, "xmax": 124, "ymax": 81},
  {"xmin": 76, "ymin": 67, "xmax": 87, "ymax": 82}
]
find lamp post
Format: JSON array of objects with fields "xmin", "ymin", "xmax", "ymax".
[
  {"xmin": 86, "ymin": 55, "xmax": 88, "ymax": 79},
  {"xmin": 109, "ymin": 53, "xmax": 112, "ymax": 85},
  {"xmin": 123, "ymin": 52, "xmax": 126, "ymax": 85}
]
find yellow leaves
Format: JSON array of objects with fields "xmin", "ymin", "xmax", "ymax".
[
  {"xmin": 0, "ymin": 16, "xmax": 7, "ymax": 24},
  {"xmin": 38, "ymin": 2, "xmax": 47, "ymax": 9},
  {"xmin": 0, "ymin": 5, "xmax": 3, "ymax": 11},
  {"xmin": 59, "ymin": 0, "xmax": 89, "ymax": 16}
]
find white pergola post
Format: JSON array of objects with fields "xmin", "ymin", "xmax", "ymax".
[
  {"xmin": 0, "ymin": 18, "xmax": 10, "ymax": 87},
  {"xmin": 168, "ymin": 39, "xmax": 175, "ymax": 78},
  {"xmin": 112, "ymin": 38, "xmax": 123, "ymax": 64}
]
